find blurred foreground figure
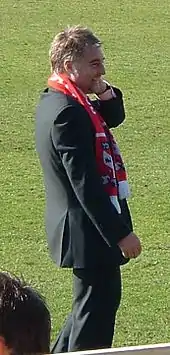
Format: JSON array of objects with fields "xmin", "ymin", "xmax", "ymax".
[
  {"xmin": 36, "ymin": 25, "xmax": 142, "ymax": 352},
  {"xmin": 0, "ymin": 272, "xmax": 51, "ymax": 355}
]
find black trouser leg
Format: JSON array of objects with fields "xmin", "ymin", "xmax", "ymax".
[
  {"xmin": 51, "ymin": 267, "xmax": 121, "ymax": 352},
  {"xmin": 50, "ymin": 313, "xmax": 72, "ymax": 353}
]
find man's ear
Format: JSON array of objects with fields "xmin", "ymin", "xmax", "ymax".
[{"xmin": 63, "ymin": 59, "xmax": 73, "ymax": 74}]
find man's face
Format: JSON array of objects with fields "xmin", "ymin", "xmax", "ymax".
[{"xmin": 68, "ymin": 44, "xmax": 106, "ymax": 94}]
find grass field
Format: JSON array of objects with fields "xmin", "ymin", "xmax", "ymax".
[{"xmin": 0, "ymin": 0, "xmax": 169, "ymax": 348}]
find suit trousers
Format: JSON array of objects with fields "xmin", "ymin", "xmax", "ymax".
[{"xmin": 51, "ymin": 266, "xmax": 121, "ymax": 352}]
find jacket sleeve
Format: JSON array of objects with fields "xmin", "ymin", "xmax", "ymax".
[
  {"xmin": 92, "ymin": 87, "xmax": 125, "ymax": 128},
  {"xmin": 51, "ymin": 105, "xmax": 131, "ymax": 250}
]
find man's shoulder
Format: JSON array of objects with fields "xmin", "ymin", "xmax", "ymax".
[
  {"xmin": 38, "ymin": 88, "xmax": 82, "ymax": 112},
  {"xmin": 36, "ymin": 88, "xmax": 91, "ymax": 128}
]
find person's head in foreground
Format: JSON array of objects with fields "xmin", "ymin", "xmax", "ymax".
[
  {"xmin": 0, "ymin": 272, "xmax": 51, "ymax": 355},
  {"xmin": 49, "ymin": 25, "xmax": 106, "ymax": 94}
]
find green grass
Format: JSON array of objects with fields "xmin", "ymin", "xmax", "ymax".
[{"xmin": 0, "ymin": 0, "xmax": 169, "ymax": 347}]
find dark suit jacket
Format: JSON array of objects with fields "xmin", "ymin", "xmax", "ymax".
[{"xmin": 35, "ymin": 87, "xmax": 133, "ymax": 268}]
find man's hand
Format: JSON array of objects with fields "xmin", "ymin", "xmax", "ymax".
[
  {"xmin": 91, "ymin": 78, "xmax": 107, "ymax": 95},
  {"xmin": 118, "ymin": 232, "xmax": 142, "ymax": 259},
  {"xmin": 91, "ymin": 78, "xmax": 117, "ymax": 99}
]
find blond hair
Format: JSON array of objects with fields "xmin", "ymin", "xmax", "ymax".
[{"xmin": 49, "ymin": 25, "xmax": 101, "ymax": 72}]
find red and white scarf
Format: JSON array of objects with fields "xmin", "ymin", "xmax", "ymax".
[{"xmin": 48, "ymin": 72, "xmax": 130, "ymax": 213}]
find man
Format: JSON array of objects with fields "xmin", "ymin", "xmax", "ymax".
[
  {"xmin": 0, "ymin": 271, "xmax": 51, "ymax": 355},
  {"xmin": 35, "ymin": 25, "xmax": 142, "ymax": 352}
]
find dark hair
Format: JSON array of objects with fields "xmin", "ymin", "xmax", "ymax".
[{"xmin": 0, "ymin": 272, "xmax": 51, "ymax": 355}]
